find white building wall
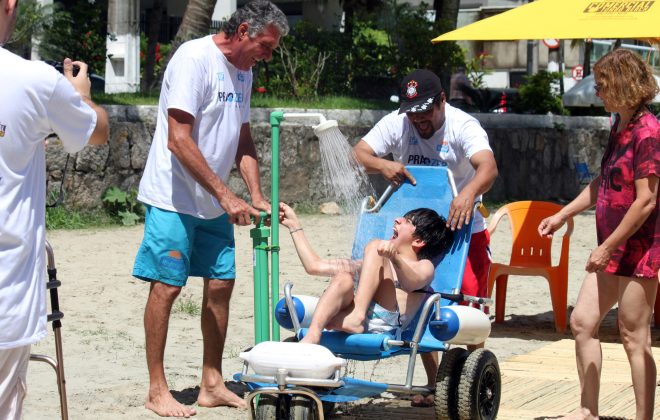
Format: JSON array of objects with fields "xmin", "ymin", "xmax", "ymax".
[
  {"xmin": 213, "ymin": 0, "xmax": 237, "ymax": 21},
  {"xmin": 105, "ymin": 0, "xmax": 140, "ymax": 93}
]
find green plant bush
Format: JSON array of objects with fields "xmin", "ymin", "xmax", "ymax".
[
  {"xmin": 254, "ymin": 1, "xmax": 464, "ymax": 101},
  {"xmin": 38, "ymin": 0, "xmax": 109, "ymax": 75},
  {"xmin": 45, "ymin": 207, "xmax": 115, "ymax": 230},
  {"xmin": 102, "ymin": 187, "xmax": 145, "ymax": 226},
  {"xmin": 378, "ymin": 1, "xmax": 464, "ymax": 82},
  {"xmin": 254, "ymin": 20, "xmax": 350, "ymax": 99},
  {"xmin": 139, "ymin": 34, "xmax": 172, "ymax": 84},
  {"xmin": 513, "ymin": 71, "xmax": 567, "ymax": 115}
]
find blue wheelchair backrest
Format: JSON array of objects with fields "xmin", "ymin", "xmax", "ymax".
[{"xmin": 351, "ymin": 166, "xmax": 473, "ymax": 302}]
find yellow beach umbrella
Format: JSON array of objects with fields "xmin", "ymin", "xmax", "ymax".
[{"xmin": 432, "ymin": 0, "xmax": 660, "ymax": 44}]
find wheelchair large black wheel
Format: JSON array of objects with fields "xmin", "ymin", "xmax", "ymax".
[
  {"xmin": 256, "ymin": 394, "xmax": 288, "ymax": 420},
  {"xmin": 434, "ymin": 347, "xmax": 469, "ymax": 420},
  {"xmin": 289, "ymin": 395, "xmax": 319, "ymax": 420},
  {"xmin": 457, "ymin": 349, "xmax": 501, "ymax": 420}
]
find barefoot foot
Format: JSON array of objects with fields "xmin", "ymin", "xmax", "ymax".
[
  {"xmin": 341, "ymin": 312, "xmax": 366, "ymax": 334},
  {"xmin": 299, "ymin": 331, "xmax": 321, "ymax": 344},
  {"xmin": 197, "ymin": 384, "xmax": 247, "ymax": 409},
  {"xmin": 410, "ymin": 393, "xmax": 434, "ymax": 408},
  {"xmin": 146, "ymin": 391, "xmax": 197, "ymax": 418}
]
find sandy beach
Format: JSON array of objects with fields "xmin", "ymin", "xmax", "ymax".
[{"xmin": 22, "ymin": 211, "xmax": 657, "ymax": 419}]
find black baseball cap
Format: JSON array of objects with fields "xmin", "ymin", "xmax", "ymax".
[{"xmin": 398, "ymin": 69, "xmax": 444, "ymax": 114}]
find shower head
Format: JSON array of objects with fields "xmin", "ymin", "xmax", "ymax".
[
  {"xmin": 313, "ymin": 119, "xmax": 338, "ymax": 137},
  {"xmin": 277, "ymin": 112, "xmax": 340, "ymax": 139}
]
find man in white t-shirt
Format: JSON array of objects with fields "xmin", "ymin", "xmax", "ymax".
[
  {"xmin": 353, "ymin": 69, "xmax": 498, "ymax": 407},
  {"xmin": 132, "ymin": 1, "xmax": 289, "ymax": 416},
  {"xmin": 0, "ymin": 1, "xmax": 109, "ymax": 418}
]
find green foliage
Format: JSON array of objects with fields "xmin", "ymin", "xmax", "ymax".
[
  {"xmin": 93, "ymin": 92, "xmax": 160, "ymax": 106},
  {"xmin": 255, "ymin": 20, "xmax": 349, "ymax": 99},
  {"xmin": 4, "ymin": 0, "xmax": 53, "ymax": 58},
  {"xmin": 250, "ymin": 94, "xmax": 392, "ymax": 110},
  {"xmin": 465, "ymin": 51, "xmax": 493, "ymax": 89},
  {"xmin": 139, "ymin": 34, "xmax": 172, "ymax": 83},
  {"xmin": 379, "ymin": 1, "xmax": 464, "ymax": 80},
  {"xmin": 39, "ymin": 0, "xmax": 109, "ymax": 75},
  {"xmin": 102, "ymin": 187, "xmax": 145, "ymax": 226},
  {"xmin": 173, "ymin": 296, "xmax": 201, "ymax": 316},
  {"xmin": 513, "ymin": 71, "xmax": 567, "ymax": 115},
  {"xmin": 254, "ymin": 1, "xmax": 464, "ymax": 101},
  {"xmin": 46, "ymin": 207, "xmax": 115, "ymax": 230}
]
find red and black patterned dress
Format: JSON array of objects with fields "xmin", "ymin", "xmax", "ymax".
[{"xmin": 596, "ymin": 112, "xmax": 660, "ymax": 278}]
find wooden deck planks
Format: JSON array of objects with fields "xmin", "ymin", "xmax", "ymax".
[{"xmin": 497, "ymin": 339, "xmax": 660, "ymax": 419}]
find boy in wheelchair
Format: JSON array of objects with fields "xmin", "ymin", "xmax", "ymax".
[{"xmin": 278, "ymin": 202, "xmax": 453, "ymax": 344}]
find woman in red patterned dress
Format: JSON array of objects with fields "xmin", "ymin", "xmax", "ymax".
[{"xmin": 539, "ymin": 49, "xmax": 659, "ymax": 420}]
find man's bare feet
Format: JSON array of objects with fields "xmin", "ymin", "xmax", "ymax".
[
  {"xmin": 197, "ymin": 383, "xmax": 247, "ymax": 409},
  {"xmin": 146, "ymin": 390, "xmax": 197, "ymax": 418}
]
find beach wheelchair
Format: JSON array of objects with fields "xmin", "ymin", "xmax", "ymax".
[{"xmin": 238, "ymin": 166, "xmax": 501, "ymax": 420}]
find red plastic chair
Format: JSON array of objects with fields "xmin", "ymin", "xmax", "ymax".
[{"xmin": 487, "ymin": 201, "xmax": 574, "ymax": 333}]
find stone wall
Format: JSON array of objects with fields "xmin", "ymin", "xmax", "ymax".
[{"xmin": 46, "ymin": 106, "xmax": 611, "ymax": 209}]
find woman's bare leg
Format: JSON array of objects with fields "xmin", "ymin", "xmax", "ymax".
[
  {"xmin": 563, "ymin": 272, "xmax": 618, "ymax": 419},
  {"xmin": 617, "ymin": 275, "xmax": 657, "ymax": 420}
]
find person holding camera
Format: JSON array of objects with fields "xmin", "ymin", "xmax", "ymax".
[{"xmin": 0, "ymin": 1, "xmax": 109, "ymax": 418}]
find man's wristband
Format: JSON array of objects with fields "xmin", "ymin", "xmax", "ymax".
[{"xmin": 289, "ymin": 227, "xmax": 303, "ymax": 234}]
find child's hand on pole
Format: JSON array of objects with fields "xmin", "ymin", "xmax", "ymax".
[{"xmin": 279, "ymin": 202, "xmax": 301, "ymax": 231}]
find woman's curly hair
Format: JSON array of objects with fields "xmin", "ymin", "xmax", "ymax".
[{"xmin": 593, "ymin": 48, "xmax": 659, "ymax": 110}]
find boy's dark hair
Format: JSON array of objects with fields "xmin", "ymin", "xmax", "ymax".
[{"xmin": 404, "ymin": 208, "xmax": 453, "ymax": 260}]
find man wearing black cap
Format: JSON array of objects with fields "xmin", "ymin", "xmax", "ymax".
[{"xmin": 353, "ymin": 68, "xmax": 498, "ymax": 407}]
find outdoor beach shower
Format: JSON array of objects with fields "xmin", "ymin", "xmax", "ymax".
[{"xmin": 251, "ymin": 111, "xmax": 371, "ymax": 344}]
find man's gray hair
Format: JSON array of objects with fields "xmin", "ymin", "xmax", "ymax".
[{"xmin": 222, "ymin": 1, "xmax": 289, "ymax": 38}]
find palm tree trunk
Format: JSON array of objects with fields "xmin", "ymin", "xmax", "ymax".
[{"xmin": 434, "ymin": 0, "xmax": 460, "ymax": 27}]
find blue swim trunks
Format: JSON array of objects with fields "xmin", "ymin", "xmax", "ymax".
[{"xmin": 132, "ymin": 205, "xmax": 236, "ymax": 287}]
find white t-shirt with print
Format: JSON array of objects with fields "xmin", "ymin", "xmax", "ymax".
[
  {"xmin": 362, "ymin": 103, "xmax": 491, "ymax": 232},
  {"xmin": 138, "ymin": 35, "xmax": 252, "ymax": 219},
  {"xmin": 0, "ymin": 48, "xmax": 96, "ymax": 349}
]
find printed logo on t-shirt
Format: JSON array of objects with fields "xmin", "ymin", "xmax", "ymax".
[
  {"xmin": 0, "ymin": 123, "xmax": 6, "ymax": 137},
  {"xmin": 406, "ymin": 154, "xmax": 446, "ymax": 166},
  {"xmin": 217, "ymin": 91, "xmax": 244, "ymax": 103},
  {"xmin": 217, "ymin": 72, "xmax": 225, "ymax": 81},
  {"xmin": 408, "ymin": 135, "xmax": 418, "ymax": 145},
  {"xmin": 237, "ymin": 72, "xmax": 246, "ymax": 82},
  {"xmin": 437, "ymin": 140, "xmax": 449, "ymax": 153}
]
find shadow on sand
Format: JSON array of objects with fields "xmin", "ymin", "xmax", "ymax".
[{"xmin": 170, "ymin": 381, "xmax": 250, "ymax": 405}]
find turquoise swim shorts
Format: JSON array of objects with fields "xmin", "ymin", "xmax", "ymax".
[{"xmin": 132, "ymin": 205, "xmax": 236, "ymax": 287}]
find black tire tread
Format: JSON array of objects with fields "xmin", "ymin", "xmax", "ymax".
[
  {"xmin": 289, "ymin": 395, "xmax": 318, "ymax": 420},
  {"xmin": 457, "ymin": 349, "xmax": 501, "ymax": 420},
  {"xmin": 256, "ymin": 394, "xmax": 279, "ymax": 420},
  {"xmin": 434, "ymin": 347, "xmax": 469, "ymax": 420}
]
